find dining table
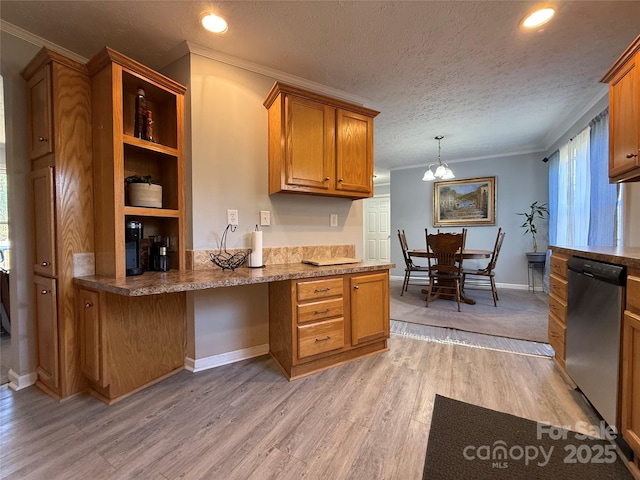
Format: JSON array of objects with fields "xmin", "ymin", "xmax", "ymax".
[{"xmin": 407, "ymin": 248, "xmax": 492, "ymax": 305}]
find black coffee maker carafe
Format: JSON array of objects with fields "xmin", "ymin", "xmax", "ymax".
[
  {"xmin": 125, "ymin": 220, "xmax": 144, "ymax": 276},
  {"xmin": 148, "ymin": 235, "xmax": 170, "ymax": 272}
]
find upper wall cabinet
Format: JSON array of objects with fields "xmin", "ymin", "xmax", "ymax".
[
  {"xmin": 264, "ymin": 82, "xmax": 379, "ymax": 199},
  {"xmin": 86, "ymin": 48, "xmax": 186, "ymax": 278},
  {"xmin": 601, "ymin": 35, "xmax": 640, "ymax": 183}
]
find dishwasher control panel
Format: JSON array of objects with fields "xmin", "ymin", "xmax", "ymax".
[{"xmin": 567, "ymin": 256, "xmax": 626, "ymax": 285}]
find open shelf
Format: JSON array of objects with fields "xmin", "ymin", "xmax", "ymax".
[{"xmin": 88, "ymin": 47, "xmax": 186, "ymax": 278}]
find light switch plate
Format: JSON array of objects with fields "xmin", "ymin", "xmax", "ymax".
[
  {"xmin": 260, "ymin": 210, "xmax": 271, "ymax": 226},
  {"xmin": 330, "ymin": 214, "xmax": 338, "ymax": 227}
]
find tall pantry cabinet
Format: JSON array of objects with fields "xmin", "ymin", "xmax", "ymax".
[{"xmin": 21, "ymin": 48, "xmax": 94, "ymax": 399}]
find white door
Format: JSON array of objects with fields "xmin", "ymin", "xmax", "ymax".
[{"xmin": 363, "ymin": 196, "xmax": 390, "ymax": 261}]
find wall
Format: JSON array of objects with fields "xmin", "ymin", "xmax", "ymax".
[
  {"xmin": 163, "ymin": 49, "xmax": 364, "ymax": 362},
  {"xmin": 390, "ymin": 152, "xmax": 549, "ymax": 287},
  {"xmin": 0, "ymin": 31, "xmax": 40, "ymax": 387}
]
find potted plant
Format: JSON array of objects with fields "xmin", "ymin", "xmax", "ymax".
[
  {"xmin": 125, "ymin": 175, "xmax": 162, "ymax": 208},
  {"xmin": 517, "ymin": 201, "xmax": 549, "ymax": 262}
]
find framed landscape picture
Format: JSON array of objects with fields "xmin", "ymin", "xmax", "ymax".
[{"xmin": 433, "ymin": 176, "xmax": 496, "ymax": 227}]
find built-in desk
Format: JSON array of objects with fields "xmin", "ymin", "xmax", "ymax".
[{"xmin": 74, "ymin": 261, "xmax": 394, "ymax": 403}]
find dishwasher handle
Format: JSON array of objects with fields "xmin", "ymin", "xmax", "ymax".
[{"xmin": 567, "ymin": 256, "xmax": 626, "ymax": 286}]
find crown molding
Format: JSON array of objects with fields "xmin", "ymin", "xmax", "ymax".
[
  {"xmin": 389, "ymin": 148, "xmax": 545, "ymax": 172},
  {"xmin": 1, "ymin": 20, "xmax": 88, "ymax": 64},
  {"xmin": 163, "ymin": 41, "xmax": 372, "ymax": 107}
]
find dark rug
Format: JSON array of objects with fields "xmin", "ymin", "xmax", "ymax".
[
  {"xmin": 391, "ymin": 279, "xmax": 549, "ymax": 343},
  {"xmin": 423, "ymin": 395, "xmax": 634, "ymax": 480}
]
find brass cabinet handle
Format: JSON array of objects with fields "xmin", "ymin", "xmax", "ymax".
[
  {"xmin": 40, "ymin": 289, "xmax": 50, "ymax": 295},
  {"xmin": 37, "ymin": 136, "xmax": 48, "ymax": 142},
  {"xmin": 315, "ymin": 336, "xmax": 330, "ymax": 342},
  {"xmin": 314, "ymin": 309, "xmax": 330, "ymax": 314},
  {"xmin": 626, "ymin": 153, "xmax": 639, "ymax": 158},
  {"xmin": 338, "ymin": 178, "xmax": 344, "ymax": 182},
  {"xmin": 85, "ymin": 302, "xmax": 93, "ymax": 309},
  {"xmin": 354, "ymin": 285, "xmax": 359, "ymax": 290},
  {"xmin": 314, "ymin": 288, "xmax": 330, "ymax": 293},
  {"xmin": 41, "ymin": 261, "xmax": 50, "ymax": 267},
  {"xmin": 324, "ymin": 176, "xmax": 330, "ymax": 181}
]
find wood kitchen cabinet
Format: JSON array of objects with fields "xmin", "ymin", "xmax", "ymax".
[
  {"xmin": 548, "ymin": 251, "xmax": 569, "ymax": 368},
  {"xmin": 33, "ymin": 275, "xmax": 59, "ymax": 390},
  {"xmin": 25, "ymin": 64, "xmax": 53, "ymax": 160},
  {"xmin": 601, "ymin": 35, "xmax": 640, "ymax": 183},
  {"xmin": 351, "ymin": 272, "xmax": 390, "ymax": 345},
  {"xmin": 86, "ymin": 47, "xmax": 186, "ymax": 278},
  {"xmin": 22, "ymin": 48, "xmax": 94, "ymax": 400},
  {"xmin": 31, "ymin": 166, "xmax": 56, "ymax": 277},
  {"xmin": 621, "ymin": 271, "xmax": 640, "ymax": 463},
  {"xmin": 76, "ymin": 287, "xmax": 185, "ymax": 404},
  {"xmin": 264, "ymin": 82, "xmax": 379, "ymax": 199},
  {"xmin": 269, "ymin": 270, "xmax": 389, "ymax": 379},
  {"xmin": 77, "ymin": 288, "xmax": 103, "ymax": 385}
]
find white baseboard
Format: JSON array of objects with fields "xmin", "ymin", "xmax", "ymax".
[
  {"xmin": 185, "ymin": 343, "xmax": 270, "ymax": 373},
  {"xmin": 8, "ymin": 369, "xmax": 37, "ymax": 391}
]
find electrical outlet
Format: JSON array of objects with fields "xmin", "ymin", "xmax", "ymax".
[
  {"xmin": 260, "ymin": 210, "xmax": 271, "ymax": 226},
  {"xmin": 330, "ymin": 214, "xmax": 338, "ymax": 227},
  {"xmin": 227, "ymin": 209, "xmax": 238, "ymax": 226}
]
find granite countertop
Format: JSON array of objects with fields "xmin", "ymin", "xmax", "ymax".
[
  {"xmin": 551, "ymin": 245, "xmax": 640, "ymax": 269},
  {"xmin": 74, "ymin": 261, "xmax": 396, "ymax": 297}
]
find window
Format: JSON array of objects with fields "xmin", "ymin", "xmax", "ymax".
[{"xmin": 548, "ymin": 109, "xmax": 620, "ymax": 248}]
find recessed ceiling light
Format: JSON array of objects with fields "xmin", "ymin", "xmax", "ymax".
[
  {"xmin": 522, "ymin": 7, "xmax": 555, "ymax": 29},
  {"xmin": 201, "ymin": 13, "xmax": 228, "ymax": 33}
]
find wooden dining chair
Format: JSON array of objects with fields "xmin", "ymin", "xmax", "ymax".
[
  {"xmin": 461, "ymin": 228, "xmax": 505, "ymax": 307},
  {"xmin": 397, "ymin": 229, "xmax": 430, "ymax": 295},
  {"xmin": 429, "ymin": 228, "xmax": 468, "ymax": 250},
  {"xmin": 424, "ymin": 230, "xmax": 465, "ymax": 311}
]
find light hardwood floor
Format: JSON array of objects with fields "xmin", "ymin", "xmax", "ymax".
[{"xmin": 0, "ymin": 334, "xmax": 598, "ymax": 480}]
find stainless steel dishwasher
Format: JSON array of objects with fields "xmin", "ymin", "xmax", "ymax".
[{"xmin": 566, "ymin": 256, "xmax": 626, "ymax": 428}]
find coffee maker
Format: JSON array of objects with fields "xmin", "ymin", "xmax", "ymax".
[{"xmin": 125, "ymin": 220, "xmax": 144, "ymax": 276}]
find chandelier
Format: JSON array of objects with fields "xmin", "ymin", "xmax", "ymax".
[{"xmin": 422, "ymin": 135, "xmax": 454, "ymax": 181}]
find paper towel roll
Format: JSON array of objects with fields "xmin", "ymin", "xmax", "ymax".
[{"xmin": 249, "ymin": 230, "xmax": 263, "ymax": 267}]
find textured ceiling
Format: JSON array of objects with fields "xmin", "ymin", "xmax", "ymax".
[{"xmin": 2, "ymin": 1, "xmax": 639, "ymax": 179}]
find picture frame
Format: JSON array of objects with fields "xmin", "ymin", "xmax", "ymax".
[{"xmin": 433, "ymin": 176, "xmax": 496, "ymax": 227}]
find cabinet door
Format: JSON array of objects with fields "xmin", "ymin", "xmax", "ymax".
[
  {"xmin": 622, "ymin": 311, "xmax": 640, "ymax": 456},
  {"xmin": 78, "ymin": 288, "xmax": 104, "ymax": 385},
  {"xmin": 609, "ymin": 55, "xmax": 639, "ymax": 180},
  {"xmin": 33, "ymin": 275, "xmax": 59, "ymax": 389},
  {"xmin": 285, "ymin": 95, "xmax": 335, "ymax": 191},
  {"xmin": 31, "ymin": 167, "xmax": 56, "ymax": 277},
  {"xmin": 350, "ymin": 272, "xmax": 389, "ymax": 345},
  {"xmin": 26, "ymin": 64, "xmax": 53, "ymax": 160},
  {"xmin": 335, "ymin": 109, "xmax": 373, "ymax": 195}
]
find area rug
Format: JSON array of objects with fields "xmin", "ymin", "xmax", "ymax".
[
  {"xmin": 423, "ymin": 395, "xmax": 633, "ymax": 480},
  {"xmin": 390, "ymin": 279, "xmax": 549, "ymax": 343}
]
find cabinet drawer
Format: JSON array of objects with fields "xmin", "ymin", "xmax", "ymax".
[
  {"xmin": 297, "ymin": 278, "xmax": 343, "ymax": 302},
  {"xmin": 298, "ymin": 318, "xmax": 345, "ymax": 359},
  {"xmin": 627, "ymin": 275, "xmax": 640, "ymax": 314},
  {"xmin": 549, "ymin": 275, "xmax": 568, "ymax": 302},
  {"xmin": 550, "ymin": 254, "xmax": 568, "ymax": 279},
  {"xmin": 297, "ymin": 298, "xmax": 343, "ymax": 324},
  {"xmin": 548, "ymin": 314, "xmax": 566, "ymax": 362},
  {"xmin": 548, "ymin": 294, "xmax": 567, "ymax": 323}
]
